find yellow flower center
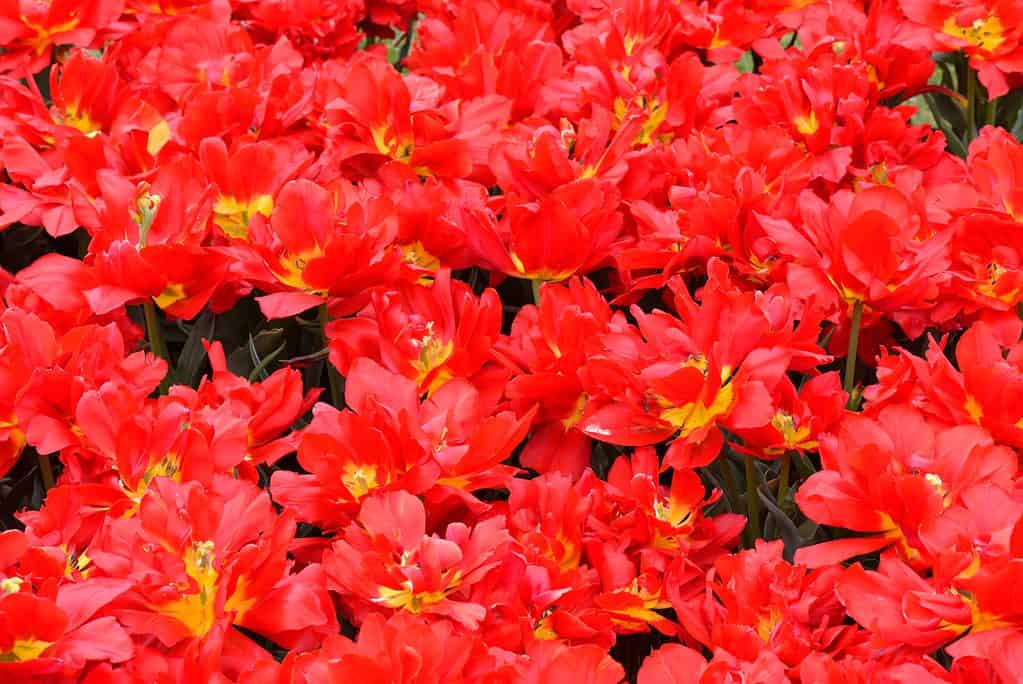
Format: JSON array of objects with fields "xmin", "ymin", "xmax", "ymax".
[
  {"xmin": 213, "ymin": 195, "xmax": 274, "ymax": 240},
  {"xmin": 652, "ymin": 496, "xmax": 692, "ymax": 528},
  {"xmin": 794, "ymin": 110, "xmax": 820, "ymax": 136},
  {"xmin": 370, "ymin": 124, "xmax": 414, "ymax": 161},
  {"xmin": 60, "ymin": 106, "xmax": 101, "ymax": 136},
  {"xmin": 770, "ymin": 411, "xmax": 817, "ymax": 451},
  {"xmin": 409, "ymin": 321, "xmax": 454, "ymax": 394},
  {"xmin": 275, "ymin": 247, "xmax": 327, "ymax": 295},
  {"xmin": 399, "ymin": 241, "xmax": 441, "ymax": 279},
  {"xmin": 375, "ymin": 581, "xmax": 448, "ymax": 613},
  {"xmin": 0, "ymin": 637, "xmax": 53, "ymax": 662},
  {"xmin": 341, "ymin": 464, "xmax": 379, "ymax": 500},
  {"xmin": 22, "ymin": 16, "xmax": 80, "ymax": 56},
  {"xmin": 156, "ymin": 540, "xmax": 219, "ymax": 638},
  {"xmin": 976, "ymin": 262, "xmax": 1020, "ymax": 303},
  {"xmin": 561, "ymin": 394, "xmax": 587, "ymax": 430},
  {"xmin": 154, "ymin": 282, "xmax": 187, "ymax": 311},
  {"xmin": 942, "ymin": 15, "xmax": 1006, "ymax": 53},
  {"xmin": 658, "ymin": 364, "xmax": 735, "ymax": 438},
  {"xmin": 755, "ymin": 608, "xmax": 782, "ymax": 643},
  {"xmin": 1, "ymin": 577, "xmax": 23, "ymax": 594}
]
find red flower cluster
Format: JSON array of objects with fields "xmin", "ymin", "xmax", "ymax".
[{"xmin": 1, "ymin": 0, "xmax": 1022, "ymax": 681}]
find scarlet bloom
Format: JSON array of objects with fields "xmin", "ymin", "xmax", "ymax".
[
  {"xmin": 327, "ymin": 268, "xmax": 503, "ymax": 396},
  {"xmin": 637, "ymin": 638, "xmax": 791, "ymax": 683},
  {"xmin": 731, "ymin": 372, "xmax": 846, "ymax": 460},
  {"xmin": 271, "ymin": 399, "xmax": 436, "ymax": 532},
  {"xmin": 504, "ymin": 472, "xmax": 593, "ymax": 583},
  {"xmin": 320, "ymin": 53, "xmax": 475, "ymax": 180},
  {"xmin": 323, "ymin": 490, "xmax": 511, "ymax": 629},
  {"xmin": 17, "ymin": 319, "xmax": 165, "ymax": 458},
  {"xmin": 4, "ymin": 251, "xmax": 138, "ymax": 343},
  {"xmin": 72, "ymin": 383, "xmax": 238, "ymax": 509},
  {"xmin": 771, "ymin": 184, "xmax": 951, "ymax": 338},
  {"xmin": 865, "ymin": 318, "xmax": 1023, "ymax": 449},
  {"xmin": 4, "ymin": 0, "xmax": 1023, "ymax": 679},
  {"xmin": 47, "ymin": 48, "xmax": 126, "ymax": 138},
  {"xmin": 795, "ymin": 405, "xmax": 1017, "ymax": 568},
  {"xmin": 900, "ymin": 0, "xmax": 1023, "ymax": 97},
  {"xmin": 0, "ymin": 581, "xmax": 134, "ymax": 680},
  {"xmin": 948, "ymin": 127, "xmax": 1023, "ymax": 314},
  {"xmin": 496, "ymin": 276, "xmax": 622, "ymax": 477},
  {"xmin": 521, "ymin": 640, "xmax": 625, "ymax": 684},
  {"xmin": 238, "ymin": 0, "xmax": 365, "ymax": 61},
  {"xmin": 200, "ymin": 137, "xmax": 311, "ymax": 241},
  {"xmin": 637, "ymin": 643, "xmax": 709, "ymax": 684},
  {"xmin": 243, "ymin": 178, "xmax": 403, "ymax": 319},
  {"xmin": 465, "ymin": 178, "xmax": 625, "ymax": 284},
  {"xmin": 0, "ymin": 0, "xmax": 123, "ymax": 75},
  {"xmin": 189, "ymin": 340, "xmax": 320, "ymax": 466},
  {"xmin": 83, "ymin": 158, "xmax": 229, "ymax": 321},
  {"xmin": 838, "ymin": 550, "xmax": 1023, "ymax": 657},
  {"xmin": 0, "ymin": 308, "xmax": 56, "ymax": 478},
  {"xmin": 795, "ymin": 0, "xmax": 938, "ymax": 101},
  {"xmin": 0, "ymin": 531, "xmax": 133, "ymax": 680},
  {"xmin": 290, "ymin": 612, "xmax": 520, "ymax": 683},
  {"xmin": 579, "ymin": 260, "xmax": 822, "ymax": 470},
  {"xmin": 488, "ymin": 110, "xmax": 640, "ymax": 197},
  {"xmin": 586, "ymin": 542, "xmax": 677, "ymax": 636},
  {"xmin": 672, "ymin": 540, "xmax": 858, "ymax": 672},
  {"xmin": 837, "ymin": 555, "xmax": 972, "ymax": 651},
  {"xmin": 405, "ymin": 0, "xmax": 561, "ymax": 117},
  {"xmin": 967, "ymin": 126, "xmax": 1023, "ymax": 221},
  {"xmin": 93, "ymin": 478, "xmax": 337, "ymax": 656},
  {"xmin": 618, "ymin": 123, "xmax": 814, "ymax": 298},
  {"xmin": 599, "ymin": 448, "xmax": 745, "ymax": 565}
]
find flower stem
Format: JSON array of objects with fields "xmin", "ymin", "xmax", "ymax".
[
  {"xmin": 318, "ymin": 303, "xmax": 344, "ymax": 408},
  {"xmin": 985, "ymin": 97, "xmax": 997, "ymax": 127},
  {"xmin": 37, "ymin": 451, "xmax": 54, "ymax": 490},
  {"xmin": 793, "ymin": 452, "xmax": 816, "ymax": 478},
  {"xmin": 744, "ymin": 454, "xmax": 761, "ymax": 545},
  {"xmin": 143, "ymin": 300, "xmax": 170, "ymax": 394},
  {"xmin": 530, "ymin": 279, "xmax": 542, "ymax": 306},
  {"xmin": 965, "ymin": 67, "xmax": 978, "ymax": 142},
  {"xmin": 777, "ymin": 452, "xmax": 791, "ymax": 504},
  {"xmin": 143, "ymin": 300, "xmax": 166, "ymax": 359},
  {"xmin": 717, "ymin": 458, "xmax": 740, "ymax": 512},
  {"xmin": 843, "ymin": 299, "xmax": 863, "ymax": 406}
]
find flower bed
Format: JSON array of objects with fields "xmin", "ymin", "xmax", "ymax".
[{"xmin": 0, "ymin": 0, "xmax": 1022, "ymax": 681}]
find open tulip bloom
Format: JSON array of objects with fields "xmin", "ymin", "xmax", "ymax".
[{"xmin": 1, "ymin": 0, "xmax": 1023, "ymax": 681}]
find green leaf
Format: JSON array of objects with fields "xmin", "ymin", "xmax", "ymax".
[
  {"xmin": 174, "ymin": 309, "xmax": 215, "ymax": 387},
  {"xmin": 247, "ymin": 335, "xmax": 287, "ymax": 382},
  {"xmin": 227, "ymin": 328, "xmax": 285, "ymax": 377},
  {"xmin": 736, "ymin": 50, "xmax": 756, "ymax": 74},
  {"xmin": 757, "ymin": 489, "xmax": 805, "ymax": 562},
  {"xmin": 923, "ymin": 93, "xmax": 968, "ymax": 157}
]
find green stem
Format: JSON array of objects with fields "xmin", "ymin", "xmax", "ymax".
[
  {"xmin": 717, "ymin": 458, "xmax": 741, "ymax": 512},
  {"xmin": 843, "ymin": 299, "xmax": 863, "ymax": 405},
  {"xmin": 744, "ymin": 455, "xmax": 761, "ymax": 545},
  {"xmin": 777, "ymin": 452, "xmax": 792, "ymax": 504},
  {"xmin": 985, "ymin": 97, "xmax": 997, "ymax": 127},
  {"xmin": 37, "ymin": 451, "xmax": 55, "ymax": 490},
  {"xmin": 530, "ymin": 279, "xmax": 542, "ymax": 306},
  {"xmin": 143, "ymin": 301, "xmax": 170, "ymax": 394},
  {"xmin": 965, "ymin": 67, "xmax": 978, "ymax": 143},
  {"xmin": 793, "ymin": 452, "xmax": 816, "ymax": 479},
  {"xmin": 318, "ymin": 303, "xmax": 344, "ymax": 407},
  {"xmin": 143, "ymin": 301, "xmax": 166, "ymax": 359}
]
